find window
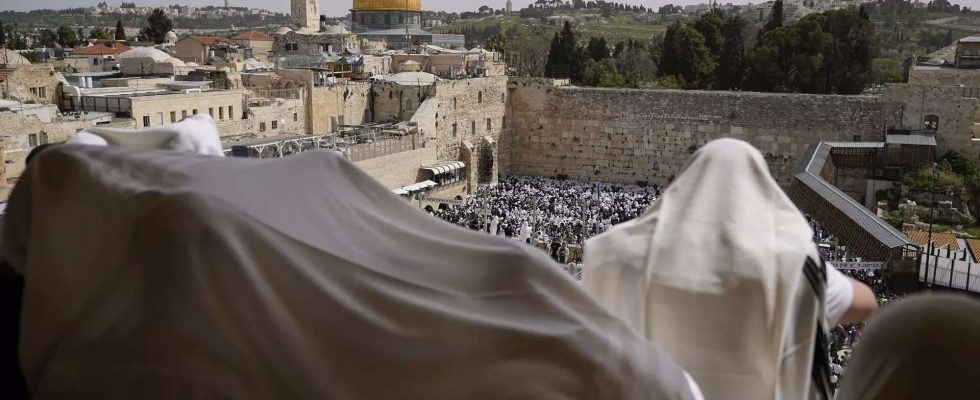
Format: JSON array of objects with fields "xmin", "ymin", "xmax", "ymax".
[
  {"xmin": 487, "ymin": 118, "xmax": 492, "ymax": 131},
  {"xmin": 209, "ymin": 107, "xmax": 214, "ymax": 117},
  {"xmin": 193, "ymin": 109, "xmax": 198, "ymax": 115},
  {"xmin": 285, "ymin": 43, "xmax": 299, "ymax": 51},
  {"xmin": 853, "ymin": 135, "xmax": 862, "ymax": 142},
  {"xmin": 452, "ymin": 123, "xmax": 457, "ymax": 137},
  {"xmin": 157, "ymin": 112, "xmax": 163, "ymax": 126},
  {"xmin": 453, "ymin": 97, "xmax": 457, "ymax": 109},
  {"xmin": 143, "ymin": 116, "xmax": 151, "ymax": 127},
  {"xmin": 471, "ymin": 121, "xmax": 476, "ymax": 135},
  {"xmin": 259, "ymin": 122, "xmax": 266, "ymax": 132},
  {"xmin": 182, "ymin": 110, "xmax": 188, "ymax": 119},
  {"xmin": 219, "ymin": 107, "xmax": 224, "ymax": 120},
  {"xmin": 293, "ymin": 112, "xmax": 298, "ymax": 122},
  {"xmin": 503, "ymin": 116, "xmax": 507, "ymax": 128},
  {"xmin": 228, "ymin": 106, "xmax": 234, "ymax": 120},
  {"xmin": 29, "ymin": 87, "xmax": 45, "ymax": 98},
  {"xmin": 271, "ymin": 120, "xmax": 278, "ymax": 129},
  {"xmin": 924, "ymin": 114, "xmax": 940, "ymax": 131},
  {"xmin": 170, "ymin": 111, "xmax": 177, "ymax": 123},
  {"xmin": 28, "ymin": 134, "xmax": 37, "ymax": 148},
  {"xmin": 39, "ymin": 132, "xmax": 48, "ymax": 145},
  {"xmin": 478, "ymin": 91, "xmax": 483, "ymax": 103},
  {"xmin": 93, "ymin": 58, "xmax": 100, "ymax": 65}
]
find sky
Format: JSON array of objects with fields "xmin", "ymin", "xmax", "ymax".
[{"xmin": 2, "ymin": 0, "xmax": 980, "ymax": 16}]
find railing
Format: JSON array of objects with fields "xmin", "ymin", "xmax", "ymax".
[
  {"xmin": 919, "ymin": 247, "xmax": 980, "ymax": 293},
  {"xmin": 345, "ymin": 134, "xmax": 421, "ymax": 162}
]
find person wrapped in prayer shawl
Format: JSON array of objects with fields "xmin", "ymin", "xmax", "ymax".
[
  {"xmin": 3, "ymin": 143, "xmax": 703, "ymax": 400},
  {"xmin": 837, "ymin": 294, "xmax": 980, "ymax": 400},
  {"xmin": 582, "ymin": 138, "xmax": 876, "ymax": 400}
]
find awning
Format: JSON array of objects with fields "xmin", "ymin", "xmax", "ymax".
[
  {"xmin": 392, "ymin": 188, "xmax": 409, "ymax": 196},
  {"xmin": 421, "ymin": 161, "xmax": 465, "ymax": 175},
  {"xmin": 400, "ymin": 180, "xmax": 438, "ymax": 192}
]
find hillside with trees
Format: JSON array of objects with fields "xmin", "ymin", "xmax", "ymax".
[{"xmin": 452, "ymin": 0, "xmax": 980, "ymax": 93}]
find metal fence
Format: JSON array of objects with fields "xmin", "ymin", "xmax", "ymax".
[{"xmin": 345, "ymin": 134, "xmax": 421, "ymax": 162}]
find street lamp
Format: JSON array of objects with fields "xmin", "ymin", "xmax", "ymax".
[{"xmin": 927, "ymin": 162, "xmax": 939, "ymax": 285}]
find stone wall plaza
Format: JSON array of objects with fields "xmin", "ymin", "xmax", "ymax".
[{"xmin": 505, "ymin": 81, "xmax": 956, "ymax": 186}]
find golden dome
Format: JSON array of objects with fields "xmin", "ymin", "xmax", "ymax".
[{"xmin": 353, "ymin": 0, "xmax": 421, "ymax": 11}]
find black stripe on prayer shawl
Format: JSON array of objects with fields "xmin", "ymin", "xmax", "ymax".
[{"xmin": 803, "ymin": 257, "xmax": 833, "ymax": 400}]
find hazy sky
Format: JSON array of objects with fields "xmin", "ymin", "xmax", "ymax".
[{"xmin": 2, "ymin": 0, "xmax": 980, "ymax": 16}]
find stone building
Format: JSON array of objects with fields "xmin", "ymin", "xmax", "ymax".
[
  {"xmin": 231, "ymin": 31, "xmax": 275, "ymax": 62},
  {"xmin": 1, "ymin": 64, "xmax": 67, "ymax": 105},
  {"xmin": 174, "ymin": 36, "xmax": 241, "ymax": 64},
  {"xmin": 290, "ymin": 0, "xmax": 320, "ymax": 31},
  {"xmin": 65, "ymin": 43, "xmax": 131, "ymax": 73}
]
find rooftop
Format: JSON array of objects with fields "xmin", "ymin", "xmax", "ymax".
[
  {"xmin": 231, "ymin": 31, "xmax": 273, "ymax": 41},
  {"xmin": 186, "ymin": 36, "xmax": 236, "ymax": 46},
  {"xmin": 71, "ymin": 43, "xmax": 131, "ymax": 56}
]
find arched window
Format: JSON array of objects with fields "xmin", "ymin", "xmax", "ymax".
[{"xmin": 924, "ymin": 114, "xmax": 939, "ymax": 131}]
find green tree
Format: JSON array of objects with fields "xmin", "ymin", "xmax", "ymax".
[
  {"xmin": 940, "ymin": 151, "xmax": 980, "ymax": 179},
  {"xmin": 614, "ymin": 38, "xmax": 656, "ymax": 88},
  {"xmin": 658, "ymin": 22, "xmax": 715, "ymax": 89},
  {"xmin": 762, "ymin": 0, "xmax": 784, "ymax": 35},
  {"xmin": 486, "ymin": 33, "xmax": 507, "ymax": 53},
  {"xmin": 744, "ymin": 8, "xmax": 875, "ymax": 94},
  {"xmin": 115, "ymin": 20, "xmax": 126, "ymax": 41},
  {"xmin": 57, "ymin": 24, "xmax": 79, "ymax": 47},
  {"xmin": 586, "ymin": 36, "xmax": 610, "ymax": 61},
  {"xmin": 19, "ymin": 51, "xmax": 43, "ymax": 63},
  {"xmin": 140, "ymin": 8, "xmax": 174, "ymax": 44},
  {"xmin": 0, "ymin": 20, "xmax": 5, "ymax": 48},
  {"xmin": 691, "ymin": 11, "xmax": 724, "ymax": 58},
  {"xmin": 871, "ymin": 58, "xmax": 903, "ymax": 84},
  {"xmin": 91, "ymin": 26, "xmax": 112, "ymax": 40},
  {"xmin": 819, "ymin": 9, "xmax": 876, "ymax": 94},
  {"xmin": 37, "ymin": 29, "xmax": 56, "ymax": 48},
  {"xmin": 545, "ymin": 22, "xmax": 584, "ymax": 81},
  {"xmin": 715, "ymin": 15, "xmax": 747, "ymax": 90},
  {"xmin": 77, "ymin": 27, "xmax": 85, "ymax": 42}
]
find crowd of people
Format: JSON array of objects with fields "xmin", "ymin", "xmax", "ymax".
[
  {"xmin": 429, "ymin": 175, "xmax": 660, "ymax": 278},
  {"xmin": 806, "ymin": 216, "xmax": 906, "ymax": 393}
]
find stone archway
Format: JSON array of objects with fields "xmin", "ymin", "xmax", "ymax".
[{"xmin": 480, "ymin": 136, "xmax": 498, "ymax": 184}]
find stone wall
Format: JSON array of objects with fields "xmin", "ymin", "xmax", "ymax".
[
  {"xmin": 0, "ymin": 111, "xmax": 131, "ymax": 188},
  {"xmin": 353, "ymin": 144, "xmax": 437, "ymax": 189},
  {"xmin": 216, "ymin": 98, "xmax": 306, "ymax": 140},
  {"xmin": 130, "ymin": 91, "xmax": 246, "ymax": 129},
  {"xmin": 306, "ymin": 83, "xmax": 372, "ymax": 133},
  {"xmin": 881, "ymin": 84, "xmax": 980, "ymax": 156},
  {"xmin": 508, "ymin": 82, "xmax": 906, "ymax": 185},
  {"xmin": 2, "ymin": 64, "xmax": 64, "ymax": 104},
  {"xmin": 908, "ymin": 67, "xmax": 980, "ymax": 88},
  {"xmin": 428, "ymin": 76, "xmax": 509, "ymax": 188}
]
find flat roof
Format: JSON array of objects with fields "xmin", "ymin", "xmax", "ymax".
[{"xmin": 886, "ymin": 134, "xmax": 937, "ymax": 146}]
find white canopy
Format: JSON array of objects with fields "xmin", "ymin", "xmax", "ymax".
[{"xmin": 421, "ymin": 161, "xmax": 465, "ymax": 175}]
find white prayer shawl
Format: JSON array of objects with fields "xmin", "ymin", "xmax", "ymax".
[
  {"xmin": 518, "ymin": 222, "xmax": 531, "ymax": 242},
  {"xmin": 490, "ymin": 216, "xmax": 500, "ymax": 236},
  {"xmin": 5, "ymin": 145, "xmax": 697, "ymax": 400},
  {"xmin": 67, "ymin": 114, "xmax": 224, "ymax": 156},
  {"xmin": 583, "ymin": 139, "xmax": 824, "ymax": 400}
]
